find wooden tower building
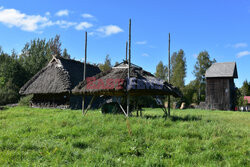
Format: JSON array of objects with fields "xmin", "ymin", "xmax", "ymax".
[{"xmin": 205, "ymin": 62, "xmax": 238, "ymax": 110}]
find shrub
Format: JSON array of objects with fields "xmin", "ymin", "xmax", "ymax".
[{"xmin": 18, "ymin": 95, "xmax": 33, "ymax": 106}]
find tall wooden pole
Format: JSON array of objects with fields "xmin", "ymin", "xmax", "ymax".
[
  {"xmin": 168, "ymin": 33, "xmax": 171, "ymax": 117},
  {"xmin": 127, "ymin": 19, "xmax": 131, "ymax": 117},
  {"xmin": 126, "ymin": 41, "xmax": 128, "ymax": 61},
  {"xmin": 82, "ymin": 31, "xmax": 87, "ymax": 115}
]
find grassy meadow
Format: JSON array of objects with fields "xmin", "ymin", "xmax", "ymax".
[{"xmin": 0, "ymin": 106, "xmax": 249, "ymax": 166}]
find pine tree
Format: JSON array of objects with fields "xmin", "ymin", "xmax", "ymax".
[
  {"xmin": 48, "ymin": 35, "xmax": 62, "ymax": 57},
  {"xmin": 62, "ymin": 48, "xmax": 71, "ymax": 59},
  {"xmin": 171, "ymin": 49, "xmax": 186, "ymax": 91},
  {"xmin": 99, "ymin": 55, "xmax": 112, "ymax": 72},
  {"xmin": 193, "ymin": 51, "xmax": 216, "ymax": 101},
  {"xmin": 155, "ymin": 61, "xmax": 167, "ymax": 80},
  {"xmin": 241, "ymin": 80, "xmax": 250, "ymax": 96}
]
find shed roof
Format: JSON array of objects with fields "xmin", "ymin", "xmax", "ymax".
[
  {"xmin": 205, "ymin": 62, "xmax": 238, "ymax": 78},
  {"xmin": 19, "ymin": 56, "xmax": 101, "ymax": 95},
  {"xmin": 72, "ymin": 61, "xmax": 182, "ymax": 97},
  {"xmin": 244, "ymin": 96, "xmax": 250, "ymax": 104}
]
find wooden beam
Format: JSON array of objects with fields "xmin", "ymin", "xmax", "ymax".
[
  {"xmin": 83, "ymin": 96, "xmax": 96, "ymax": 116},
  {"xmin": 126, "ymin": 41, "xmax": 128, "ymax": 61},
  {"xmin": 168, "ymin": 33, "xmax": 171, "ymax": 117},
  {"xmin": 82, "ymin": 31, "xmax": 87, "ymax": 115},
  {"xmin": 127, "ymin": 19, "xmax": 131, "ymax": 117},
  {"xmin": 115, "ymin": 97, "xmax": 128, "ymax": 117}
]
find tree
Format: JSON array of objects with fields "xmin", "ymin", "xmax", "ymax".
[
  {"xmin": 19, "ymin": 38, "xmax": 51, "ymax": 78},
  {"xmin": 241, "ymin": 80, "xmax": 250, "ymax": 96},
  {"xmin": 193, "ymin": 51, "xmax": 216, "ymax": 102},
  {"xmin": 19, "ymin": 35, "xmax": 64, "ymax": 78},
  {"xmin": 170, "ymin": 52, "xmax": 177, "ymax": 79},
  {"xmin": 171, "ymin": 49, "xmax": 186, "ymax": 91},
  {"xmin": 99, "ymin": 55, "xmax": 112, "ymax": 72},
  {"xmin": 48, "ymin": 35, "xmax": 62, "ymax": 57},
  {"xmin": 62, "ymin": 48, "xmax": 71, "ymax": 59},
  {"xmin": 183, "ymin": 80, "xmax": 199, "ymax": 105},
  {"xmin": 0, "ymin": 49, "xmax": 27, "ymax": 105},
  {"xmin": 155, "ymin": 61, "xmax": 167, "ymax": 80}
]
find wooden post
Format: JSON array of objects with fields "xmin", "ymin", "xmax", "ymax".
[
  {"xmin": 115, "ymin": 97, "xmax": 128, "ymax": 117},
  {"xmin": 126, "ymin": 41, "xmax": 128, "ymax": 61},
  {"xmin": 82, "ymin": 31, "xmax": 87, "ymax": 115},
  {"xmin": 83, "ymin": 96, "xmax": 96, "ymax": 116},
  {"xmin": 167, "ymin": 33, "xmax": 171, "ymax": 117},
  {"xmin": 127, "ymin": 19, "xmax": 131, "ymax": 117}
]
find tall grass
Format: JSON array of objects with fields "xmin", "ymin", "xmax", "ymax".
[{"xmin": 0, "ymin": 107, "xmax": 249, "ymax": 166}]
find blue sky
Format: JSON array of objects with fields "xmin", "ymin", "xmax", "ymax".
[{"xmin": 0, "ymin": 0, "xmax": 249, "ymax": 87}]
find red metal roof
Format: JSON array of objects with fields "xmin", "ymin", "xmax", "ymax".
[{"xmin": 244, "ymin": 96, "xmax": 250, "ymax": 104}]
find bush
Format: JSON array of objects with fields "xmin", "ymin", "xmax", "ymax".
[
  {"xmin": 18, "ymin": 95, "xmax": 33, "ymax": 106},
  {"xmin": 0, "ymin": 86, "xmax": 19, "ymax": 105}
]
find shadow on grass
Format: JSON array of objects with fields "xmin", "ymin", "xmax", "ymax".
[
  {"xmin": 170, "ymin": 115, "xmax": 202, "ymax": 122},
  {"xmin": 0, "ymin": 106, "xmax": 8, "ymax": 111},
  {"xmin": 141, "ymin": 114, "xmax": 202, "ymax": 122}
]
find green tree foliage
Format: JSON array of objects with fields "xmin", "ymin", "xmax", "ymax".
[
  {"xmin": 182, "ymin": 80, "xmax": 199, "ymax": 105},
  {"xmin": 170, "ymin": 52, "xmax": 177, "ymax": 79},
  {"xmin": 171, "ymin": 49, "xmax": 186, "ymax": 91},
  {"xmin": 99, "ymin": 55, "xmax": 112, "ymax": 72},
  {"xmin": 193, "ymin": 51, "xmax": 216, "ymax": 102},
  {"xmin": 0, "ymin": 49, "xmax": 26, "ymax": 105},
  {"xmin": 237, "ymin": 96, "xmax": 248, "ymax": 107},
  {"xmin": 62, "ymin": 48, "xmax": 71, "ymax": 59},
  {"xmin": 48, "ymin": 35, "xmax": 62, "ymax": 57},
  {"xmin": 240, "ymin": 80, "xmax": 250, "ymax": 96},
  {"xmin": 155, "ymin": 61, "xmax": 167, "ymax": 80},
  {"xmin": 19, "ymin": 38, "xmax": 52, "ymax": 78},
  {"xmin": 19, "ymin": 35, "xmax": 65, "ymax": 78}
]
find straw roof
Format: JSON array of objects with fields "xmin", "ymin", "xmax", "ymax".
[
  {"xmin": 72, "ymin": 61, "xmax": 182, "ymax": 97},
  {"xmin": 19, "ymin": 56, "xmax": 101, "ymax": 95}
]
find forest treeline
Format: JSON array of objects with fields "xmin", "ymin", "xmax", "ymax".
[{"xmin": 0, "ymin": 35, "xmax": 249, "ymax": 106}]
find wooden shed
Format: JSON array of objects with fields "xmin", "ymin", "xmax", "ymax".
[
  {"xmin": 19, "ymin": 56, "xmax": 101, "ymax": 109},
  {"xmin": 205, "ymin": 62, "xmax": 238, "ymax": 110}
]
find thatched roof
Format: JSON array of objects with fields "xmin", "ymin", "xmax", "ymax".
[
  {"xmin": 205, "ymin": 62, "xmax": 238, "ymax": 78},
  {"xmin": 72, "ymin": 61, "xmax": 182, "ymax": 97},
  {"xmin": 19, "ymin": 56, "xmax": 101, "ymax": 95}
]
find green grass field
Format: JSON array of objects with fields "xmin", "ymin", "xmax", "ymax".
[{"xmin": 0, "ymin": 107, "xmax": 249, "ymax": 166}]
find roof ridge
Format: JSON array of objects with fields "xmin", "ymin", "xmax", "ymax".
[
  {"xmin": 57, "ymin": 56, "xmax": 99, "ymax": 68},
  {"xmin": 214, "ymin": 62, "xmax": 236, "ymax": 64}
]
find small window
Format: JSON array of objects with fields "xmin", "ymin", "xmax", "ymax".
[{"xmin": 225, "ymin": 88, "xmax": 228, "ymax": 93}]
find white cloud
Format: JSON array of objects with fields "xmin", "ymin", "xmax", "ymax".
[
  {"xmin": 75, "ymin": 22, "xmax": 93, "ymax": 30},
  {"xmin": 226, "ymin": 42, "xmax": 248, "ymax": 48},
  {"xmin": 0, "ymin": 7, "xmax": 49, "ymax": 32},
  {"xmin": 40, "ymin": 20, "xmax": 76, "ymax": 29},
  {"xmin": 55, "ymin": 9, "xmax": 69, "ymax": 17},
  {"xmin": 88, "ymin": 32, "xmax": 95, "ymax": 36},
  {"xmin": 0, "ymin": 6, "xmax": 3, "ymax": 10},
  {"xmin": 142, "ymin": 53, "xmax": 149, "ymax": 57},
  {"xmin": 236, "ymin": 51, "xmax": 250, "ymax": 58},
  {"xmin": 136, "ymin": 41, "xmax": 147, "ymax": 45},
  {"xmin": 233, "ymin": 43, "xmax": 248, "ymax": 48},
  {"xmin": 40, "ymin": 20, "xmax": 54, "ymax": 28},
  {"xmin": 45, "ymin": 12, "xmax": 50, "ymax": 16},
  {"xmin": 96, "ymin": 25, "xmax": 123, "ymax": 36},
  {"xmin": 81, "ymin": 13, "xmax": 94, "ymax": 18},
  {"xmin": 55, "ymin": 20, "xmax": 76, "ymax": 28}
]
